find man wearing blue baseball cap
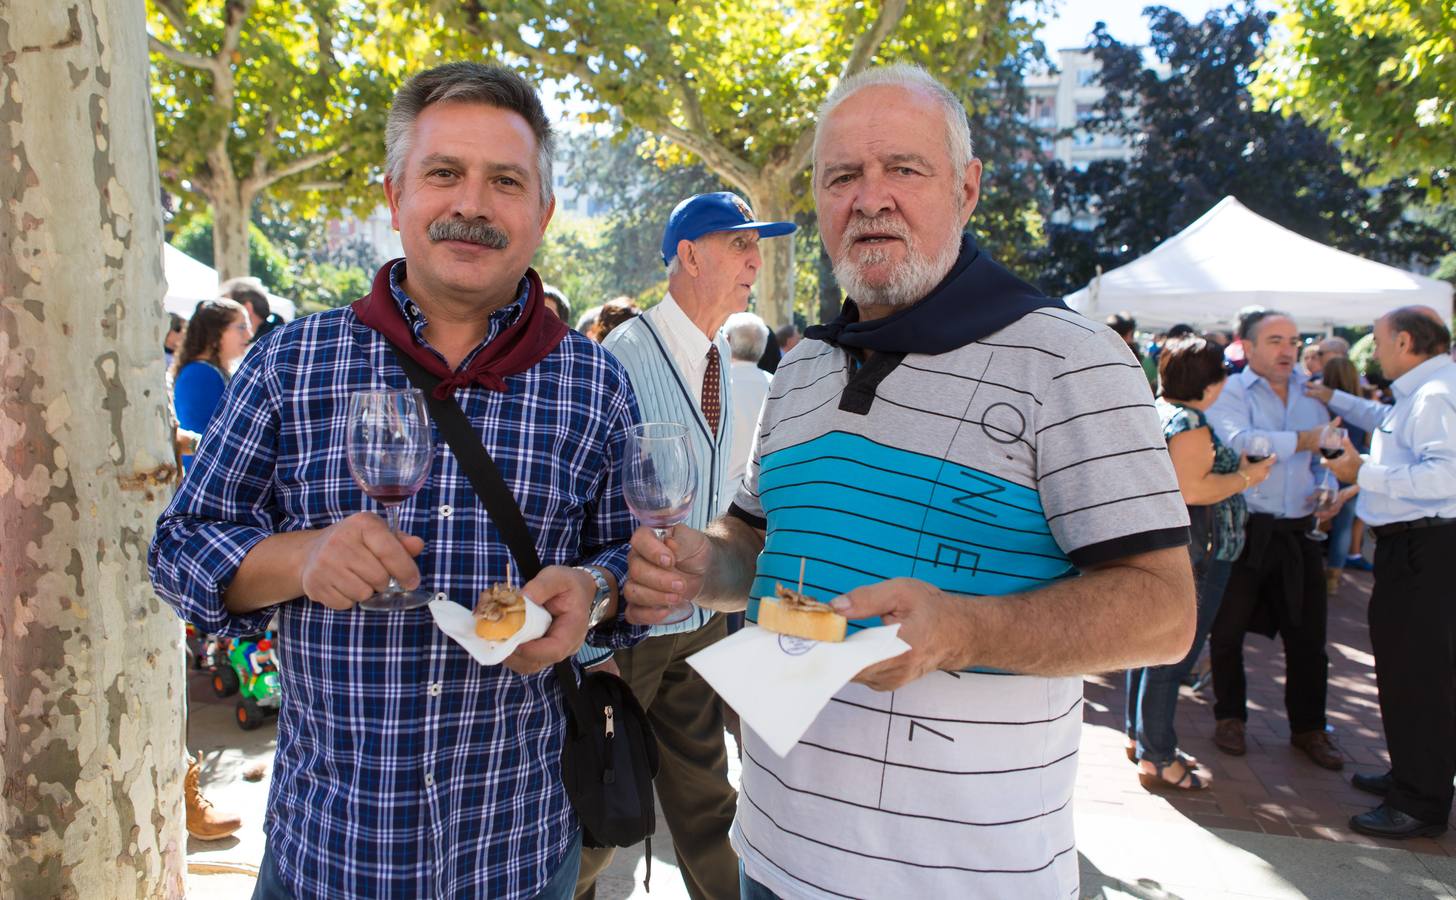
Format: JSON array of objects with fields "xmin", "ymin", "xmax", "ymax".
[{"xmin": 574, "ymin": 192, "xmax": 794, "ymax": 900}]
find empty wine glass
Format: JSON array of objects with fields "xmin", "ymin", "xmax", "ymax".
[
  {"xmin": 1319, "ymin": 424, "xmax": 1347, "ymax": 461},
  {"xmin": 623, "ymin": 423, "xmax": 698, "ymax": 625},
  {"xmin": 1245, "ymin": 434, "xmax": 1273, "ymax": 464},
  {"xmin": 346, "ymin": 389, "xmax": 434, "ymax": 611},
  {"xmin": 1306, "ymin": 469, "xmax": 1338, "ymax": 542}
]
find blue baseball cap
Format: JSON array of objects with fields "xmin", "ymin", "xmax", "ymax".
[{"xmin": 661, "ymin": 192, "xmax": 797, "ymax": 266}]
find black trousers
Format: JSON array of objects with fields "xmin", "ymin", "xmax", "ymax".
[
  {"xmin": 1370, "ymin": 522, "xmax": 1456, "ymax": 823},
  {"xmin": 1209, "ymin": 517, "xmax": 1329, "ymax": 733}
]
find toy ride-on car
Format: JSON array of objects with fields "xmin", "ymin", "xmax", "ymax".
[{"xmin": 207, "ymin": 632, "xmax": 282, "ymax": 730}]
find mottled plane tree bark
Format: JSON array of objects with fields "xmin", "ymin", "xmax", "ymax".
[{"xmin": 1, "ymin": 1, "xmax": 186, "ymax": 897}]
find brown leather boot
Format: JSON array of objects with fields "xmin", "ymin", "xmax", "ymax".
[
  {"xmin": 185, "ymin": 758, "xmax": 242, "ymax": 840},
  {"xmin": 1291, "ymin": 730, "xmax": 1344, "ymax": 770},
  {"xmin": 1214, "ymin": 718, "xmax": 1246, "ymax": 756}
]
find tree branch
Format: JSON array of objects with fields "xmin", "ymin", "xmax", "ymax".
[
  {"xmin": 776, "ymin": 0, "xmax": 909, "ymax": 179},
  {"xmin": 839, "ymin": 0, "xmax": 908, "ymax": 84},
  {"xmin": 220, "ymin": 0, "xmax": 258, "ymax": 60},
  {"xmin": 669, "ymin": 72, "xmax": 758, "ymax": 188},
  {"xmin": 250, "ymin": 110, "xmax": 280, "ymax": 182},
  {"xmin": 148, "ymin": 34, "xmax": 217, "ymax": 72},
  {"xmin": 244, "ymin": 145, "xmax": 349, "ymax": 194},
  {"xmin": 152, "ymin": 0, "xmax": 196, "ymax": 38}
]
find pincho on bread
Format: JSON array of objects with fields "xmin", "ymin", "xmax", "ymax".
[
  {"xmin": 758, "ymin": 582, "xmax": 847, "ymax": 643},
  {"xmin": 473, "ymin": 581, "xmax": 528, "ymax": 641}
]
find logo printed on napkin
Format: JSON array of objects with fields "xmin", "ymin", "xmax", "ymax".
[{"xmin": 688, "ymin": 624, "xmax": 910, "ymax": 757}]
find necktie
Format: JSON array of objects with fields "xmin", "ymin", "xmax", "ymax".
[{"xmin": 702, "ymin": 345, "xmax": 721, "ymax": 437}]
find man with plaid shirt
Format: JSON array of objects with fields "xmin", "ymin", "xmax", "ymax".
[{"xmin": 149, "ymin": 63, "xmax": 646, "ymax": 898}]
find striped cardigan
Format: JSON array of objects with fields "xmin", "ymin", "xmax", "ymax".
[{"xmin": 578, "ymin": 307, "xmax": 734, "ymax": 661}]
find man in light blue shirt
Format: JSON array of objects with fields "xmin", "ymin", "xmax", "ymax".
[
  {"xmin": 1206, "ymin": 310, "xmax": 1345, "ymax": 770},
  {"xmin": 1308, "ymin": 307, "xmax": 1456, "ymax": 840}
]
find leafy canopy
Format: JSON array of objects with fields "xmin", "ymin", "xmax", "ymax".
[{"xmin": 1255, "ymin": 0, "xmax": 1456, "ymax": 193}]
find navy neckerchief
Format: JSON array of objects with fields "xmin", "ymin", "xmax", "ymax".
[
  {"xmin": 805, "ymin": 235, "xmax": 1066, "ymax": 356},
  {"xmin": 804, "ymin": 235, "xmax": 1067, "ymax": 413}
]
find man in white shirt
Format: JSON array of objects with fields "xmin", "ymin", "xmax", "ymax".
[
  {"xmin": 574, "ymin": 193, "xmax": 795, "ymax": 900},
  {"xmin": 724, "ymin": 311, "xmax": 773, "ymax": 488},
  {"xmin": 1308, "ymin": 306, "xmax": 1456, "ymax": 839}
]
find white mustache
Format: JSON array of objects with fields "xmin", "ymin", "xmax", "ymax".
[{"xmin": 841, "ymin": 216, "xmax": 910, "ymax": 250}]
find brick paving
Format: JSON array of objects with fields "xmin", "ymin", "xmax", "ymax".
[{"xmin": 1077, "ymin": 566, "xmax": 1456, "ymax": 857}]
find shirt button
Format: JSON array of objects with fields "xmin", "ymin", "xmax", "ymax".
[
  {"xmin": 423, "ymin": 772, "xmax": 435, "ymax": 787},
  {"xmin": 433, "ymin": 592, "xmax": 448, "ymax": 603},
  {"xmin": 439, "ymin": 504, "xmax": 453, "ymax": 518},
  {"xmin": 428, "ymin": 682, "xmax": 442, "ymax": 697}
]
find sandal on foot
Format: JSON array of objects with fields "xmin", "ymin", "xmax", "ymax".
[{"xmin": 1138, "ymin": 756, "xmax": 1211, "ymax": 792}]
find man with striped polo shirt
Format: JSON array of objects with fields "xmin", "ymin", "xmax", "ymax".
[
  {"xmin": 623, "ymin": 65, "xmax": 1196, "ymax": 897},
  {"xmin": 574, "ymin": 193, "xmax": 795, "ymax": 899}
]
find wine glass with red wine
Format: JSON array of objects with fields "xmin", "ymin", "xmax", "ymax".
[
  {"xmin": 1319, "ymin": 425, "xmax": 1347, "ymax": 460},
  {"xmin": 623, "ymin": 423, "xmax": 698, "ymax": 625},
  {"xmin": 1245, "ymin": 434, "xmax": 1273, "ymax": 464},
  {"xmin": 346, "ymin": 388, "xmax": 434, "ymax": 611}
]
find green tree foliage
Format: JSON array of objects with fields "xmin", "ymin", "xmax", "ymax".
[
  {"xmin": 1255, "ymin": 0, "xmax": 1456, "ymax": 194},
  {"xmin": 445, "ymin": 0, "xmax": 1048, "ymax": 327},
  {"xmin": 147, "ymin": 0, "xmax": 419, "ymax": 279},
  {"xmin": 543, "ymin": 129, "xmax": 726, "ymax": 308},
  {"xmin": 172, "ymin": 211, "xmax": 294, "ymax": 293},
  {"xmin": 1033, "ymin": 3, "xmax": 1452, "ymax": 299}
]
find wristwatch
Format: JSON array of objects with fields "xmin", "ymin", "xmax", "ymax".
[{"xmin": 575, "ymin": 565, "xmax": 612, "ymax": 628}]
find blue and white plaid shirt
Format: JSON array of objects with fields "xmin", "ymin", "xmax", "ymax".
[{"xmin": 150, "ymin": 266, "xmax": 645, "ymax": 898}]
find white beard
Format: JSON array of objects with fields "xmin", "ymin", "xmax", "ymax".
[{"xmin": 832, "ymin": 221, "xmax": 962, "ymax": 309}]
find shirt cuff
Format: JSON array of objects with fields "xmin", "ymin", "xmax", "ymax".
[
  {"xmin": 1270, "ymin": 430, "xmax": 1300, "ymax": 461},
  {"xmin": 1355, "ymin": 456, "xmax": 1388, "ymax": 495},
  {"xmin": 575, "ymin": 543, "xmax": 644, "ymax": 651},
  {"xmin": 154, "ymin": 523, "xmax": 279, "ymax": 636}
]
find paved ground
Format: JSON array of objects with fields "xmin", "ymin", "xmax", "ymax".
[{"xmin": 186, "ymin": 565, "xmax": 1456, "ymax": 898}]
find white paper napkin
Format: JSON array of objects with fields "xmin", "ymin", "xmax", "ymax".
[
  {"xmin": 687, "ymin": 623, "xmax": 910, "ymax": 757},
  {"xmin": 429, "ymin": 596, "xmax": 551, "ymax": 666}
]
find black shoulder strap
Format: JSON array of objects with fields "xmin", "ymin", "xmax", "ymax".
[{"xmin": 382, "ymin": 341, "xmax": 587, "ymax": 713}]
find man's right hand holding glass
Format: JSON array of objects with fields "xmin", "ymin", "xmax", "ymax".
[{"xmin": 623, "ymin": 522, "xmax": 757, "ymax": 624}]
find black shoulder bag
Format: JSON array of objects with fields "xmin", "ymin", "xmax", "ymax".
[{"xmin": 384, "ymin": 344, "xmax": 659, "ymax": 851}]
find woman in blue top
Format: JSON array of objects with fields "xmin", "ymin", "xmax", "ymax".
[
  {"xmin": 172, "ymin": 298, "xmax": 252, "ymax": 469},
  {"xmin": 1126, "ymin": 336, "xmax": 1276, "ymax": 790}
]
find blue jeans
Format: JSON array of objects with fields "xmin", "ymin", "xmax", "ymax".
[
  {"xmin": 252, "ymin": 836, "xmax": 582, "ymax": 899},
  {"xmin": 740, "ymin": 861, "xmax": 781, "ymax": 899},
  {"xmin": 1327, "ymin": 499, "xmax": 1357, "ymax": 568},
  {"xmin": 1125, "ymin": 541, "xmax": 1232, "ymax": 764}
]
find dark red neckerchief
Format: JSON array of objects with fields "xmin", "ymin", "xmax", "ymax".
[{"xmin": 351, "ymin": 259, "xmax": 568, "ymax": 399}]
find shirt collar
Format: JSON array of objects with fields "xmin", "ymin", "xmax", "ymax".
[
  {"xmin": 654, "ymin": 291, "xmax": 716, "ymax": 361},
  {"xmin": 388, "ymin": 260, "xmax": 526, "ymax": 347},
  {"xmin": 1391, "ymin": 354, "xmax": 1453, "ymax": 400},
  {"xmin": 1239, "ymin": 364, "xmax": 1305, "ymax": 393}
]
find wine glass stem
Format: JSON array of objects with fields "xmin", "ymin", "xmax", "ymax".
[
  {"xmin": 653, "ymin": 526, "xmax": 670, "ymax": 541},
  {"xmin": 384, "ymin": 502, "xmax": 404, "ymax": 593}
]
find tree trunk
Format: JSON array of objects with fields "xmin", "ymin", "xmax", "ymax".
[
  {"xmin": 211, "ymin": 187, "xmax": 252, "ymax": 280},
  {"xmin": 745, "ymin": 184, "xmax": 796, "ymax": 328},
  {"xmin": 1, "ymin": 2, "xmax": 187, "ymax": 898}
]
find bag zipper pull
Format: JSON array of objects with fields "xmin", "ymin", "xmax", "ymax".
[{"xmin": 603, "ymin": 704, "xmax": 617, "ymax": 785}]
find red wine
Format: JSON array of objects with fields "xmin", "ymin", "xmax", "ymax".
[
  {"xmin": 1246, "ymin": 455, "xmax": 1270, "ymax": 463},
  {"xmin": 1319, "ymin": 448, "xmax": 1344, "ymax": 460},
  {"xmin": 365, "ymin": 483, "xmax": 415, "ymax": 505}
]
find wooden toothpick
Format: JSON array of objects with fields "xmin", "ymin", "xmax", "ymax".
[
  {"xmin": 797, "ymin": 558, "xmax": 806, "ymax": 596},
  {"xmin": 507, "ymin": 558, "xmax": 513, "ymax": 588}
]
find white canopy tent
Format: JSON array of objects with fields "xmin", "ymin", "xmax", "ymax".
[
  {"xmin": 162, "ymin": 243, "xmax": 296, "ymax": 322},
  {"xmin": 1064, "ymin": 196, "xmax": 1453, "ymax": 331}
]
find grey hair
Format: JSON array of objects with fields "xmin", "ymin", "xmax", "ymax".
[
  {"xmin": 666, "ymin": 256, "xmax": 683, "ymax": 278},
  {"xmin": 386, "ymin": 62, "xmax": 555, "ymax": 207},
  {"xmin": 724, "ymin": 312, "xmax": 770, "ymax": 361},
  {"xmin": 812, "ymin": 64, "xmax": 974, "ymax": 180}
]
